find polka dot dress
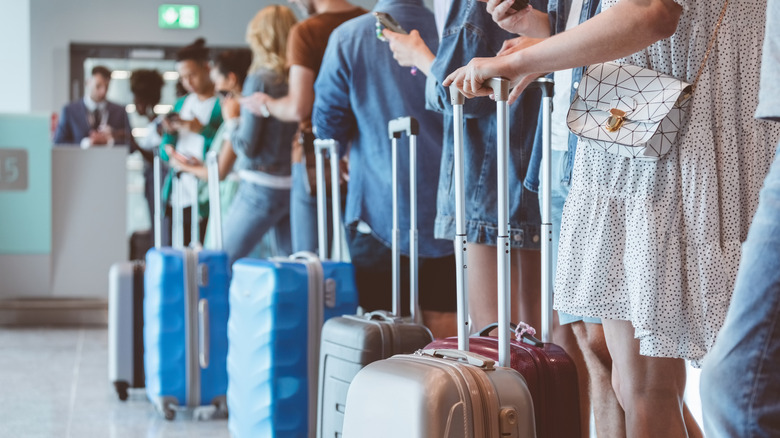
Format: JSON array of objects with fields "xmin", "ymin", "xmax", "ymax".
[{"xmin": 554, "ymin": 0, "xmax": 780, "ymax": 363}]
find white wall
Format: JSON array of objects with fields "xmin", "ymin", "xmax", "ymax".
[
  {"xmin": 29, "ymin": 0, "xmax": 379, "ymax": 113},
  {"xmin": 0, "ymin": 0, "xmax": 31, "ymax": 112}
]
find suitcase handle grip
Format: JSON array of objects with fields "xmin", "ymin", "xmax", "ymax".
[
  {"xmin": 420, "ymin": 348, "xmax": 495, "ymax": 370},
  {"xmin": 477, "ymin": 322, "xmax": 544, "ymax": 347},
  {"xmin": 198, "ymin": 298, "xmax": 210, "ymax": 369},
  {"xmin": 387, "ymin": 116, "xmax": 419, "ymax": 138}
]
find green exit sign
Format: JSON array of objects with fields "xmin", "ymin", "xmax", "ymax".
[{"xmin": 158, "ymin": 4, "xmax": 200, "ymax": 29}]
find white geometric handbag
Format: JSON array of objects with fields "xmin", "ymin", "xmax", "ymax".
[
  {"xmin": 566, "ymin": 0, "xmax": 729, "ymax": 161},
  {"xmin": 566, "ymin": 62, "xmax": 692, "ymax": 160}
]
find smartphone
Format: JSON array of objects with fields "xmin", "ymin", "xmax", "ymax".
[
  {"xmin": 510, "ymin": 0, "xmax": 530, "ymax": 11},
  {"xmin": 374, "ymin": 12, "xmax": 407, "ymax": 36},
  {"xmin": 170, "ymin": 149, "xmax": 197, "ymax": 165}
]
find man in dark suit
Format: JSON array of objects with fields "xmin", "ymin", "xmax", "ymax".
[{"xmin": 53, "ymin": 65, "xmax": 131, "ymax": 147}]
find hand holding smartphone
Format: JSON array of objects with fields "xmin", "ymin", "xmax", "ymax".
[
  {"xmin": 510, "ymin": 0, "xmax": 529, "ymax": 11},
  {"xmin": 374, "ymin": 11, "xmax": 407, "ymax": 41}
]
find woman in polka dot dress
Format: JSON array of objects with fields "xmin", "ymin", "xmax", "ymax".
[{"xmin": 444, "ymin": 0, "xmax": 780, "ymax": 435}]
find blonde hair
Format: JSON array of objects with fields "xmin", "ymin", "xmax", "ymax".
[{"xmin": 246, "ymin": 5, "xmax": 298, "ymax": 78}]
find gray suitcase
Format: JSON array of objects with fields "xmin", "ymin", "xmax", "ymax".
[
  {"xmin": 108, "ymin": 152, "xmax": 164, "ymax": 400},
  {"xmin": 315, "ymin": 119, "xmax": 434, "ymax": 438},
  {"xmin": 341, "ymin": 79, "xmax": 536, "ymax": 438}
]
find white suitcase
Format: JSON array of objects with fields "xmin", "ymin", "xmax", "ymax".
[{"xmin": 341, "ymin": 79, "xmax": 537, "ymax": 438}]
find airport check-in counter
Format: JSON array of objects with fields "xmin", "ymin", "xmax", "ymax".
[{"xmin": 0, "ymin": 113, "xmax": 127, "ymax": 324}]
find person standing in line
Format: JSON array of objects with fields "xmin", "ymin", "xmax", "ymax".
[
  {"xmin": 444, "ymin": 0, "xmax": 780, "ymax": 435},
  {"xmin": 54, "ymin": 65, "xmax": 131, "ymax": 147},
  {"xmin": 700, "ymin": 1, "xmax": 780, "ymax": 436},
  {"xmin": 160, "ymin": 38, "xmax": 223, "ymax": 246},
  {"xmin": 240, "ymin": 0, "xmax": 366, "ymax": 254},
  {"xmin": 210, "ymin": 8, "xmax": 300, "ymax": 263},
  {"xmin": 313, "ymin": 0, "xmax": 458, "ymax": 338},
  {"xmin": 384, "ymin": 0, "xmax": 546, "ymax": 353}
]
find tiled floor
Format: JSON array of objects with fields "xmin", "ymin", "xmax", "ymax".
[{"xmin": 0, "ymin": 327, "xmax": 229, "ymax": 438}]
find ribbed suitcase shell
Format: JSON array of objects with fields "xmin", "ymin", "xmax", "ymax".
[
  {"xmin": 144, "ymin": 247, "xmax": 230, "ymax": 416},
  {"xmin": 108, "ymin": 261, "xmax": 145, "ymax": 400},
  {"xmin": 317, "ymin": 313, "xmax": 432, "ymax": 436},
  {"xmin": 227, "ymin": 257, "xmax": 359, "ymax": 438},
  {"xmin": 342, "ymin": 351, "xmax": 536, "ymax": 438},
  {"xmin": 425, "ymin": 336, "xmax": 580, "ymax": 438}
]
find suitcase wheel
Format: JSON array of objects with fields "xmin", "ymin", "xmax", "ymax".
[{"xmin": 113, "ymin": 381, "xmax": 129, "ymax": 401}]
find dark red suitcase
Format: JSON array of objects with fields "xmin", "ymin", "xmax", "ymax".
[{"xmin": 425, "ymin": 79, "xmax": 581, "ymax": 438}]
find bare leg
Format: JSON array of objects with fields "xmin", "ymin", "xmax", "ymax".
[
  {"xmin": 422, "ymin": 310, "xmax": 458, "ymax": 339},
  {"xmin": 466, "ymin": 243, "xmax": 541, "ymax": 331},
  {"xmin": 553, "ymin": 318, "xmax": 591, "ymax": 438},
  {"xmin": 603, "ymin": 319, "xmax": 687, "ymax": 438},
  {"xmin": 572, "ymin": 322, "xmax": 626, "ymax": 437}
]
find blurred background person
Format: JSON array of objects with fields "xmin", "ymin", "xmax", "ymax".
[
  {"xmin": 160, "ymin": 38, "xmax": 222, "ymax": 246},
  {"xmin": 129, "ymin": 68, "xmax": 166, "ymax": 233},
  {"xmin": 240, "ymin": 0, "xmax": 366, "ymax": 255},
  {"xmin": 53, "ymin": 65, "xmax": 131, "ymax": 147}
]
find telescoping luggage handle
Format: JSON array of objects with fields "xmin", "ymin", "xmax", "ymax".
[
  {"xmin": 449, "ymin": 85, "xmax": 469, "ymax": 352},
  {"xmin": 313, "ymin": 139, "xmax": 344, "ymax": 262},
  {"xmin": 153, "ymin": 149, "xmax": 163, "ymax": 248},
  {"xmin": 205, "ymin": 151, "xmax": 223, "ymax": 251},
  {"xmin": 388, "ymin": 116, "xmax": 421, "ymax": 324},
  {"xmin": 449, "ymin": 78, "xmax": 530, "ymax": 368},
  {"xmin": 529, "ymin": 78, "xmax": 555, "ymax": 343}
]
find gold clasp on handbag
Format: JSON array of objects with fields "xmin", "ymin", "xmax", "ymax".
[{"xmin": 605, "ymin": 108, "xmax": 627, "ymax": 132}]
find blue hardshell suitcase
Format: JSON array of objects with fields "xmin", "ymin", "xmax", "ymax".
[
  {"xmin": 227, "ymin": 140, "xmax": 359, "ymax": 438},
  {"xmin": 144, "ymin": 152, "xmax": 230, "ymax": 420}
]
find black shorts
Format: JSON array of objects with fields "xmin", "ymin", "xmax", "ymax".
[{"xmin": 345, "ymin": 226, "xmax": 457, "ymax": 314}]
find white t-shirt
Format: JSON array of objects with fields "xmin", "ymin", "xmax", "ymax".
[
  {"xmin": 172, "ymin": 93, "xmax": 217, "ymax": 208},
  {"xmin": 551, "ymin": 0, "xmax": 584, "ymax": 151}
]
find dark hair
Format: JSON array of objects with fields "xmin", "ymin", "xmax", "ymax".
[
  {"xmin": 130, "ymin": 69, "xmax": 164, "ymax": 106},
  {"xmin": 92, "ymin": 65, "xmax": 112, "ymax": 80},
  {"xmin": 213, "ymin": 49, "xmax": 253, "ymax": 88},
  {"xmin": 176, "ymin": 37, "xmax": 209, "ymax": 63},
  {"xmin": 175, "ymin": 80, "xmax": 188, "ymax": 98}
]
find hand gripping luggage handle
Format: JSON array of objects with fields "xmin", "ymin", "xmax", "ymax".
[
  {"xmin": 449, "ymin": 84, "xmax": 470, "ymax": 352},
  {"xmin": 420, "ymin": 348, "xmax": 495, "ymax": 370},
  {"xmin": 198, "ymin": 298, "xmax": 210, "ymax": 368},
  {"xmin": 528, "ymin": 78, "xmax": 555, "ymax": 343},
  {"xmin": 388, "ymin": 116, "xmax": 420, "ymax": 323},
  {"xmin": 313, "ymin": 139, "xmax": 343, "ymax": 262},
  {"xmin": 206, "ymin": 151, "xmax": 223, "ymax": 250}
]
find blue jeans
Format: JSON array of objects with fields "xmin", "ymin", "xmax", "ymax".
[
  {"xmin": 700, "ymin": 142, "xmax": 780, "ymax": 438},
  {"xmin": 222, "ymin": 180, "xmax": 291, "ymax": 267},
  {"xmin": 290, "ymin": 162, "xmax": 335, "ymax": 254},
  {"xmin": 543, "ymin": 150, "xmax": 601, "ymax": 325}
]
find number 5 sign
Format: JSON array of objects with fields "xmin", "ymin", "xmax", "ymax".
[{"xmin": 0, "ymin": 149, "xmax": 28, "ymax": 191}]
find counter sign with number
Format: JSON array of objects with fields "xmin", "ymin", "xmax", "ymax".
[{"xmin": 0, "ymin": 149, "xmax": 28, "ymax": 191}]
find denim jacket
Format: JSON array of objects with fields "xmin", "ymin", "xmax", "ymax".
[
  {"xmin": 313, "ymin": 0, "xmax": 453, "ymax": 258},
  {"xmin": 424, "ymin": 0, "xmax": 546, "ymax": 248},
  {"xmin": 230, "ymin": 69, "xmax": 298, "ymax": 175},
  {"xmin": 523, "ymin": 0, "xmax": 601, "ymax": 192}
]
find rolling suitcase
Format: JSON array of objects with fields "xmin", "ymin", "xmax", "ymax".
[
  {"xmin": 425, "ymin": 79, "xmax": 581, "ymax": 438},
  {"xmin": 108, "ymin": 151, "xmax": 164, "ymax": 400},
  {"xmin": 316, "ymin": 118, "xmax": 434, "ymax": 438},
  {"xmin": 144, "ymin": 151, "xmax": 230, "ymax": 420},
  {"xmin": 341, "ymin": 78, "xmax": 537, "ymax": 438},
  {"xmin": 227, "ymin": 139, "xmax": 359, "ymax": 438}
]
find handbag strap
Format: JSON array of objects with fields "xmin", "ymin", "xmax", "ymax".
[{"xmin": 690, "ymin": 0, "xmax": 730, "ymax": 94}]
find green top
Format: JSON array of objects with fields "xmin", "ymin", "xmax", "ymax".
[{"xmin": 159, "ymin": 94, "xmax": 223, "ymax": 216}]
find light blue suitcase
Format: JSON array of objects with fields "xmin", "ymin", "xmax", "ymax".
[
  {"xmin": 227, "ymin": 139, "xmax": 359, "ymax": 438},
  {"xmin": 144, "ymin": 152, "xmax": 230, "ymax": 420}
]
